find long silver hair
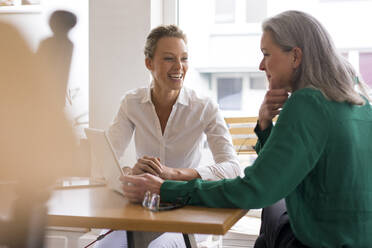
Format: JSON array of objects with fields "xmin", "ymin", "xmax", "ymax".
[{"xmin": 262, "ymin": 10, "xmax": 370, "ymax": 105}]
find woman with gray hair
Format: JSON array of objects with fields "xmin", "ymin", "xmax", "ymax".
[{"xmin": 122, "ymin": 10, "xmax": 372, "ymax": 247}]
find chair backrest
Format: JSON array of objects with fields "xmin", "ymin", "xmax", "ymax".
[
  {"xmin": 224, "ymin": 116, "xmax": 277, "ymax": 154},
  {"xmin": 224, "ymin": 117, "xmax": 259, "ymax": 154}
]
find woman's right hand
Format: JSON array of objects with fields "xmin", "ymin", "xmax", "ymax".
[
  {"xmin": 121, "ymin": 174, "xmax": 164, "ymax": 203},
  {"xmin": 258, "ymin": 89, "xmax": 289, "ymax": 130}
]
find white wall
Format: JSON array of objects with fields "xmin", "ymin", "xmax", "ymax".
[{"xmin": 89, "ymin": 0, "xmax": 151, "ymax": 129}]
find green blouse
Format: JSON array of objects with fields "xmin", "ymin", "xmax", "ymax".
[{"xmin": 160, "ymin": 88, "xmax": 372, "ymax": 247}]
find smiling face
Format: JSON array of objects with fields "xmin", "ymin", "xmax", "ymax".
[
  {"xmin": 145, "ymin": 37, "xmax": 188, "ymax": 93},
  {"xmin": 259, "ymin": 31, "xmax": 298, "ymax": 90}
]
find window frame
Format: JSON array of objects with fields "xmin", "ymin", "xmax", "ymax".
[
  {"xmin": 211, "ymin": 72, "xmax": 267, "ymax": 114},
  {"xmin": 213, "ymin": 73, "xmax": 245, "ymax": 111},
  {"xmin": 340, "ymin": 48, "xmax": 372, "ymax": 85}
]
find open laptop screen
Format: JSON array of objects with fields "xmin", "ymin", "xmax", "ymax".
[{"xmin": 85, "ymin": 128, "xmax": 124, "ymax": 195}]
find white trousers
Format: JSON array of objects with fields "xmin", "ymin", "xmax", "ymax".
[{"xmin": 95, "ymin": 230, "xmax": 209, "ymax": 248}]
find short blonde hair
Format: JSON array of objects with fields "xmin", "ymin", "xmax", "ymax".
[{"xmin": 144, "ymin": 25, "xmax": 187, "ymax": 59}]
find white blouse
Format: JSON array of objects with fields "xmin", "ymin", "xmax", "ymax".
[{"xmin": 107, "ymin": 84, "xmax": 240, "ymax": 180}]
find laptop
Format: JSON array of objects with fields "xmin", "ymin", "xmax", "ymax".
[{"xmin": 84, "ymin": 128, "xmax": 125, "ymax": 195}]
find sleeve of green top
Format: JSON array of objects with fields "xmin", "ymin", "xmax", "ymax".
[
  {"xmin": 160, "ymin": 90, "xmax": 329, "ymax": 209},
  {"xmin": 254, "ymin": 121, "xmax": 273, "ymax": 154}
]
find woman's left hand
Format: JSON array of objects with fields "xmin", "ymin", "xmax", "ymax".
[
  {"xmin": 120, "ymin": 173, "xmax": 164, "ymax": 203},
  {"xmin": 132, "ymin": 156, "xmax": 175, "ymax": 180}
]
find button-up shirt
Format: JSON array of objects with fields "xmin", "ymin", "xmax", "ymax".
[{"xmin": 107, "ymin": 84, "xmax": 240, "ymax": 180}]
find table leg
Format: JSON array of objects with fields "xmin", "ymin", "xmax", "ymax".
[
  {"xmin": 182, "ymin": 234, "xmax": 198, "ymax": 248},
  {"xmin": 127, "ymin": 231, "xmax": 134, "ymax": 248}
]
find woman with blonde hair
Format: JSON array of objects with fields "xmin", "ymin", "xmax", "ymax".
[
  {"xmin": 97, "ymin": 24, "xmax": 240, "ymax": 247},
  {"xmin": 123, "ymin": 11, "xmax": 372, "ymax": 247}
]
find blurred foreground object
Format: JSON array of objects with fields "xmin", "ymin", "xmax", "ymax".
[
  {"xmin": 37, "ymin": 10, "xmax": 77, "ymax": 109},
  {"xmin": 0, "ymin": 21, "xmax": 76, "ymax": 247}
]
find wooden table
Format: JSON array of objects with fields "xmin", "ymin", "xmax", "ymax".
[{"xmin": 47, "ymin": 186, "xmax": 248, "ymax": 247}]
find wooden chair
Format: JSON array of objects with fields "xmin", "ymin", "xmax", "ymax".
[
  {"xmin": 224, "ymin": 117, "xmax": 259, "ymax": 155},
  {"xmin": 225, "ymin": 116, "xmax": 278, "ymax": 155}
]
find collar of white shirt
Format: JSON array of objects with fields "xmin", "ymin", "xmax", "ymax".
[{"xmin": 140, "ymin": 82, "xmax": 189, "ymax": 106}]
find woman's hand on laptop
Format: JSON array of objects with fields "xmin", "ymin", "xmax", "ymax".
[
  {"xmin": 132, "ymin": 156, "xmax": 201, "ymax": 181},
  {"xmin": 132, "ymin": 156, "xmax": 175, "ymax": 180},
  {"xmin": 120, "ymin": 173, "xmax": 164, "ymax": 203}
]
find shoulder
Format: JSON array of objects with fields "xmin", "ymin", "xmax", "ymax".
[
  {"xmin": 279, "ymin": 88, "xmax": 329, "ymax": 124},
  {"xmin": 286, "ymin": 87, "xmax": 327, "ymax": 107},
  {"xmin": 291, "ymin": 87, "xmax": 325, "ymax": 99},
  {"xmin": 183, "ymin": 86, "xmax": 217, "ymax": 110},
  {"xmin": 120, "ymin": 86, "xmax": 148, "ymax": 103}
]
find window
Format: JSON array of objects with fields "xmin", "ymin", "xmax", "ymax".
[
  {"xmin": 178, "ymin": 0, "xmax": 372, "ymax": 117},
  {"xmin": 210, "ymin": 73, "xmax": 267, "ymax": 114},
  {"xmin": 246, "ymin": 0, "xmax": 266, "ymax": 23},
  {"xmin": 341, "ymin": 52, "xmax": 349, "ymax": 59},
  {"xmin": 217, "ymin": 77, "xmax": 243, "ymax": 110},
  {"xmin": 215, "ymin": 0, "xmax": 235, "ymax": 23},
  {"xmin": 341, "ymin": 50, "xmax": 372, "ymax": 87},
  {"xmin": 359, "ymin": 52, "xmax": 372, "ymax": 86},
  {"xmin": 179, "ymin": 0, "xmax": 265, "ymax": 116},
  {"xmin": 249, "ymin": 75, "xmax": 266, "ymax": 90}
]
